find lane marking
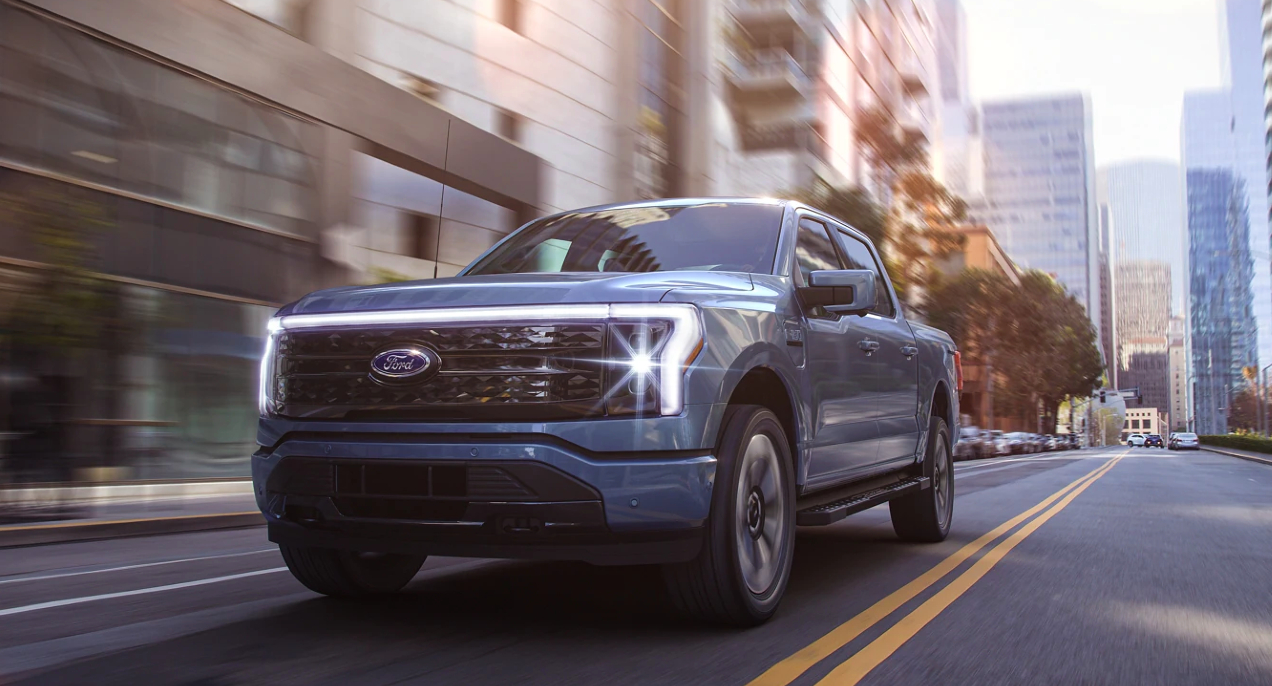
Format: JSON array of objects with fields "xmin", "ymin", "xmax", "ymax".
[
  {"xmin": 0, "ymin": 568, "xmax": 287, "ymax": 617},
  {"xmin": 814, "ymin": 453, "xmax": 1126, "ymax": 685},
  {"xmin": 0, "ymin": 511, "xmax": 261, "ymax": 533},
  {"xmin": 0, "ymin": 549, "xmax": 277, "ymax": 586},
  {"xmin": 747, "ymin": 455, "xmax": 1121, "ymax": 686}
]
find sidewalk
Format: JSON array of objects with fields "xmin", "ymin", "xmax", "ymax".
[
  {"xmin": 1201, "ymin": 445, "xmax": 1272, "ymax": 467},
  {"xmin": 0, "ymin": 480, "xmax": 262, "ymax": 548}
]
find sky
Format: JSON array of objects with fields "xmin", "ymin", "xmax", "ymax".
[{"xmin": 961, "ymin": 0, "xmax": 1224, "ymax": 167}]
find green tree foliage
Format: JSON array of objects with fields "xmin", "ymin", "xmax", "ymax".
[{"xmin": 926, "ymin": 268, "xmax": 1104, "ymax": 432}]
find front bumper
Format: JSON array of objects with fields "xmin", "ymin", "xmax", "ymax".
[{"xmin": 252, "ymin": 426, "xmax": 718, "ymax": 565}]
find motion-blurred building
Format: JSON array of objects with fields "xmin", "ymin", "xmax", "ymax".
[
  {"xmin": 1184, "ymin": 168, "xmax": 1257, "ymax": 434},
  {"xmin": 0, "ymin": 0, "xmax": 542, "ymax": 480},
  {"xmin": 1096, "ymin": 161, "xmax": 1186, "ymax": 422},
  {"xmin": 970, "ymin": 94, "xmax": 1100, "ymax": 333},
  {"xmin": 717, "ymin": 0, "xmax": 941, "ymax": 196},
  {"xmin": 1265, "ymin": 0, "xmax": 1272, "ymax": 226}
]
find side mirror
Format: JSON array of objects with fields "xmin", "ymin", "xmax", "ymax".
[{"xmin": 800, "ymin": 270, "xmax": 875, "ymax": 315}]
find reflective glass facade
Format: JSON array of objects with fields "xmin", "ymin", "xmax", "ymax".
[
  {"xmin": 974, "ymin": 95, "xmax": 1098, "ymax": 321},
  {"xmin": 1187, "ymin": 169, "xmax": 1257, "ymax": 434}
]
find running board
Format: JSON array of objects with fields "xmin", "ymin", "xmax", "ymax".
[{"xmin": 796, "ymin": 477, "xmax": 929, "ymax": 526}]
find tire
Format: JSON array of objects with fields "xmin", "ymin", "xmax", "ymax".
[
  {"xmin": 662, "ymin": 405, "xmax": 795, "ymax": 626},
  {"xmin": 890, "ymin": 416, "xmax": 954, "ymax": 543},
  {"xmin": 280, "ymin": 545, "xmax": 426, "ymax": 597}
]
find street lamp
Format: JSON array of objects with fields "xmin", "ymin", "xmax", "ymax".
[{"xmin": 1260, "ymin": 363, "xmax": 1272, "ymax": 436}]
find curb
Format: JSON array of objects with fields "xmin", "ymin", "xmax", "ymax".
[
  {"xmin": 1202, "ymin": 446, "xmax": 1272, "ymax": 467},
  {"xmin": 0, "ymin": 511, "xmax": 264, "ymax": 549}
]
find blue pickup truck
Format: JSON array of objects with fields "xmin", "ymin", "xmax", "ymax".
[{"xmin": 255, "ymin": 198, "xmax": 961, "ymax": 625}]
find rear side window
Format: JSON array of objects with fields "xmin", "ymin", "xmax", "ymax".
[{"xmin": 835, "ymin": 230, "xmax": 895, "ymax": 317}]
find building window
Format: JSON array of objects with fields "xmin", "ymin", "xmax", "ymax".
[
  {"xmin": 1132, "ymin": 419, "xmax": 1140, "ymax": 429},
  {"xmin": 496, "ymin": 108, "xmax": 522, "ymax": 143},
  {"xmin": 497, "ymin": 0, "xmax": 523, "ymax": 34},
  {"xmin": 633, "ymin": 0, "xmax": 684, "ymax": 199},
  {"xmin": 407, "ymin": 213, "xmax": 439, "ymax": 261}
]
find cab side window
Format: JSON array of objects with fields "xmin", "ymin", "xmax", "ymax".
[
  {"xmin": 794, "ymin": 219, "xmax": 844, "ymax": 287},
  {"xmin": 835, "ymin": 230, "xmax": 896, "ymax": 317}
]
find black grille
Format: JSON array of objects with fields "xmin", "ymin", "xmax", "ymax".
[{"xmin": 273, "ymin": 324, "xmax": 606, "ymax": 419}]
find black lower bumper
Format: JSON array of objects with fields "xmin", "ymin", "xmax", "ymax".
[{"xmin": 266, "ymin": 517, "xmax": 703, "ymax": 566}]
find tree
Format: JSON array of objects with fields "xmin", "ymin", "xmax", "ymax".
[
  {"xmin": 1228, "ymin": 386, "xmax": 1265, "ymax": 433},
  {"xmin": 851, "ymin": 106, "xmax": 967, "ymax": 307},
  {"xmin": 925, "ymin": 268, "xmax": 1104, "ymax": 433}
]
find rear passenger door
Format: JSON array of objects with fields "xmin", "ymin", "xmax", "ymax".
[{"xmin": 830, "ymin": 226, "xmax": 921, "ymax": 465}]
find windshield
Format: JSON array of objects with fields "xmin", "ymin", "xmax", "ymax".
[
  {"xmin": 465, "ymin": 202, "xmax": 783, "ymax": 276},
  {"xmin": 1178, "ymin": 433, "xmax": 1197, "ymax": 439}
]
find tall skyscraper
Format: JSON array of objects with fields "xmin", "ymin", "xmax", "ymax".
[
  {"xmin": 1114, "ymin": 261, "xmax": 1171, "ymax": 414},
  {"xmin": 1186, "ymin": 169, "xmax": 1257, "ymax": 434},
  {"xmin": 1184, "ymin": 0, "xmax": 1272, "ymax": 367},
  {"xmin": 1168, "ymin": 316, "xmax": 1188, "ymax": 431},
  {"xmin": 1263, "ymin": 0, "xmax": 1272, "ymax": 226},
  {"xmin": 932, "ymin": 0, "xmax": 974, "ymax": 198},
  {"xmin": 1097, "ymin": 161, "xmax": 1185, "ymax": 411},
  {"xmin": 973, "ymin": 95, "xmax": 1099, "ymax": 330}
]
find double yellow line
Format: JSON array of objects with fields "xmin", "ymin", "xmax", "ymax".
[{"xmin": 749, "ymin": 451, "xmax": 1128, "ymax": 686}]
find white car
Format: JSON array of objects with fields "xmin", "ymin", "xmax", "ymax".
[
  {"xmin": 1127, "ymin": 433, "xmax": 1146, "ymax": 447},
  {"xmin": 1169, "ymin": 432, "xmax": 1200, "ymax": 450}
]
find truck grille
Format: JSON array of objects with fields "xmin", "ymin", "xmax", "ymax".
[{"xmin": 273, "ymin": 324, "xmax": 606, "ymax": 419}]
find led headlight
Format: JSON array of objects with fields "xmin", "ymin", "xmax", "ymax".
[
  {"xmin": 258, "ymin": 317, "xmax": 283, "ymax": 417},
  {"xmin": 606, "ymin": 304, "xmax": 704, "ymax": 416}
]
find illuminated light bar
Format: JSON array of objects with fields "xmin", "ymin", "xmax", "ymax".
[{"xmin": 260, "ymin": 304, "xmax": 705, "ymax": 417}]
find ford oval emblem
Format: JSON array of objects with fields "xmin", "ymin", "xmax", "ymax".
[{"xmin": 369, "ymin": 347, "xmax": 439, "ymax": 384}]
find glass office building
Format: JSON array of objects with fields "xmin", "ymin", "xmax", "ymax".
[
  {"xmin": 973, "ymin": 94, "xmax": 1099, "ymax": 329},
  {"xmin": 1186, "ymin": 169, "xmax": 1257, "ymax": 435}
]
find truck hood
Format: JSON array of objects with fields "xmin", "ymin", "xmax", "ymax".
[{"xmin": 282, "ymin": 272, "xmax": 755, "ymax": 315}]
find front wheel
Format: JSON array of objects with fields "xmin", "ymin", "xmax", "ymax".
[
  {"xmin": 280, "ymin": 545, "xmax": 425, "ymax": 597},
  {"xmin": 889, "ymin": 416, "xmax": 954, "ymax": 542},
  {"xmin": 662, "ymin": 405, "xmax": 795, "ymax": 626}
]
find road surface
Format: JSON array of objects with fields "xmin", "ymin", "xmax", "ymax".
[{"xmin": 3, "ymin": 446, "xmax": 1271, "ymax": 685}]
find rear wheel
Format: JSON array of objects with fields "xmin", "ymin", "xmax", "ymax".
[
  {"xmin": 662, "ymin": 405, "xmax": 795, "ymax": 626},
  {"xmin": 889, "ymin": 416, "xmax": 954, "ymax": 543},
  {"xmin": 280, "ymin": 545, "xmax": 425, "ymax": 597}
]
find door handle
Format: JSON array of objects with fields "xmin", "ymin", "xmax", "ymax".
[
  {"xmin": 858, "ymin": 340, "xmax": 880, "ymax": 355},
  {"xmin": 901, "ymin": 345, "xmax": 919, "ymax": 358}
]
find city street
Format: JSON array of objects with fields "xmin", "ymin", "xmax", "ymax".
[{"xmin": 2, "ymin": 447, "xmax": 1271, "ymax": 684}]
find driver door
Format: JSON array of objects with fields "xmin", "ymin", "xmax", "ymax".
[{"xmin": 794, "ymin": 217, "xmax": 879, "ymax": 485}]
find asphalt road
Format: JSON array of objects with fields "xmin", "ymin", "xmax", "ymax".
[{"xmin": 3, "ymin": 446, "xmax": 1271, "ymax": 685}]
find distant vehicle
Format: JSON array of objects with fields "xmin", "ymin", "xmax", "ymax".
[
  {"xmin": 955, "ymin": 427, "xmax": 982, "ymax": 461},
  {"xmin": 1169, "ymin": 432, "xmax": 1200, "ymax": 450},
  {"xmin": 1004, "ymin": 432, "xmax": 1034, "ymax": 454},
  {"xmin": 991, "ymin": 430, "xmax": 1012, "ymax": 456},
  {"xmin": 1144, "ymin": 434, "xmax": 1164, "ymax": 448},
  {"xmin": 1127, "ymin": 433, "xmax": 1146, "ymax": 447},
  {"xmin": 1044, "ymin": 435, "xmax": 1061, "ymax": 451}
]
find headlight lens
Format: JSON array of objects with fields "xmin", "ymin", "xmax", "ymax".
[
  {"xmin": 258, "ymin": 317, "xmax": 282, "ymax": 417},
  {"xmin": 606, "ymin": 304, "xmax": 704, "ymax": 416}
]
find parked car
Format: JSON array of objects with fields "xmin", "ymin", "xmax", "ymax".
[
  {"xmin": 1044, "ymin": 435, "xmax": 1061, "ymax": 451},
  {"xmin": 990, "ymin": 430, "xmax": 1011, "ymax": 456},
  {"xmin": 1144, "ymin": 434, "xmax": 1164, "ymax": 448},
  {"xmin": 1127, "ymin": 433, "xmax": 1146, "ymax": 447},
  {"xmin": 1003, "ymin": 432, "xmax": 1031, "ymax": 454},
  {"xmin": 253, "ymin": 198, "xmax": 962, "ymax": 626},
  {"xmin": 955, "ymin": 426, "xmax": 983, "ymax": 461},
  {"xmin": 1169, "ymin": 432, "xmax": 1200, "ymax": 450}
]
